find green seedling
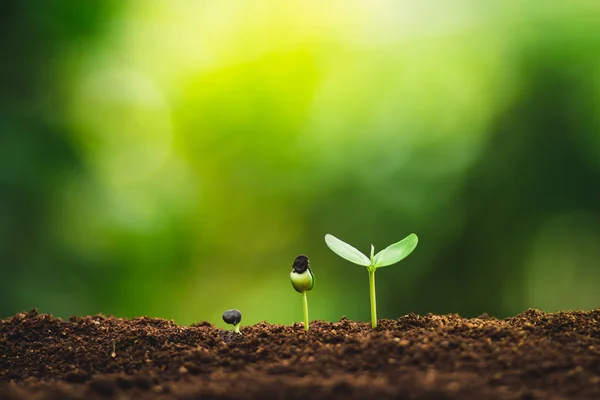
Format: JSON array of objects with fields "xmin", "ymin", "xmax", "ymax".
[
  {"xmin": 324, "ymin": 233, "xmax": 418, "ymax": 328},
  {"xmin": 222, "ymin": 309, "xmax": 242, "ymax": 334},
  {"xmin": 290, "ymin": 254, "xmax": 314, "ymax": 331}
]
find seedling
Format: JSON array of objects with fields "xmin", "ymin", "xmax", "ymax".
[
  {"xmin": 324, "ymin": 233, "xmax": 418, "ymax": 328},
  {"xmin": 222, "ymin": 309, "xmax": 242, "ymax": 334},
  {"xmin": 290, "ymin": 254, "xmax": 314, "ymax": 331}
]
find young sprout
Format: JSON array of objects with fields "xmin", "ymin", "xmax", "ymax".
[
  {"xmin": 324, "ymin": 233, "xmax": 418, "ymax": 328},
  {"xmin": 222, "ymin": 309, "xmax": 242, "ymax": 334},
  {"xmin": 290, "ymin": 254, "xmax": 314, "ymax": 331}
]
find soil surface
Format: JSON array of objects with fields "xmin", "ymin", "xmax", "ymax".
[{"xmin": 1, "ymin": 309, "xmax": 600, "ymax": 400}]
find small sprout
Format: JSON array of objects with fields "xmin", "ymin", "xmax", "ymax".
[
  {"xmin": 222, "ymin": 309, "xmax": 242, "ymax": 334},
  {"xmin": 325, "ymin": 233, "xmax": 418, "ymax": 328},
  {"xmin": 290, "ymin": 254, "xmax": 314, "ymax": 331}
]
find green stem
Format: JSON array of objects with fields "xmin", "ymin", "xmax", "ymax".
[
  {"xmin": 368, "ymin": 268, "xmax": 377, "ymax": 328},
  {"xmin": 302, "ymin": 291, "xmax": 309, "ymax": 331},
  {"xmin": 234, "ymin": 323, "xmax": 241, "ymax": 334}
]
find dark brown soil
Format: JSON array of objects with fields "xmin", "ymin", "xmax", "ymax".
[{"xmin": 1, "ymin": 309, "xmax": 600, "ymax": 400}]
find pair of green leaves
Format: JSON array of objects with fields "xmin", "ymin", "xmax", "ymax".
[{"xmin": 324, "ymin": 233, "xmax": 418, "ymax": 269}]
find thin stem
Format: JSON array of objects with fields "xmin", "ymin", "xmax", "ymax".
[
  {"xmin": 302, "ymin": 291, "xmax": 309, "ymax": 331},
  {"xmin": 368, "ymin": 268, "xmax": 377, "ymax": 328},
  {"xmin": 234, "ymin": 324, "xmax": 241, "ymax": 334}
]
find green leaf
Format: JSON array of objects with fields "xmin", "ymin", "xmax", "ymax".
[
  {"xmin": 324, "ymin": 234, "xmax": 371, "ymax": 266},
  {"xmin": 372, "ymin": 233, "xmax": 418, "ymax": 268}
]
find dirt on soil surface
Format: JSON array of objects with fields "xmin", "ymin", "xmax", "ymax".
[{"xmin": 1, "ymin": 309, "xmax": 600, "ymax": 400}]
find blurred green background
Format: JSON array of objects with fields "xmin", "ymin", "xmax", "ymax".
[{"xmin": 2, "ymin": 1, "xmax": 600, "ymax": 330}]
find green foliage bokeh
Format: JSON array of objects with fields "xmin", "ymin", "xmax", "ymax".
[{"xmin": 2, "ymin": 1, "xmax": 600, "ymax": 330}]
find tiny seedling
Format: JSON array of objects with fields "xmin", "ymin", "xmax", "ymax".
[
  {"xmin": 325, "ymin": 233, "xmax": 418, "ymax": 328},
  {"xmin": 290, "ymin": 254, "xmax": 314, "ymax": 331},
  {"xmin": 222, "ymin": 309, "xmax": 242, "ymax": 334}
]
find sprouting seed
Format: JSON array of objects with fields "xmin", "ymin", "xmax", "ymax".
[
  {"xmin": 222, "ymin": 309, "xmax": 242, "ymax": 334},
  {"xmin": 290, "ymin": 254, "xmax": 314, "ymax": 331},
  {"xmin": 325, "ymin": 233, "xmax": 418, "ymax": 328}
]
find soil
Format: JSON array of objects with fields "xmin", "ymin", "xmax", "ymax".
[{"xmin": 1, "ymin": 309, "xmax": 600, "ymax": 400}]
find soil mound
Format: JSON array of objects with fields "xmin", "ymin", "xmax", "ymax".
[{"xmin": 1, "ymin": 308, "xmax": 600, "ymax": 399}]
